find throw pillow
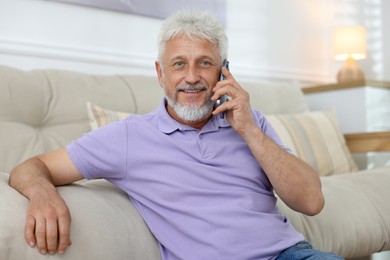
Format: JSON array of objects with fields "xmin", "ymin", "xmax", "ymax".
[
  {"xmin": 266, "ymin": 109, "xmax": 358, "ymax": 176},
  {"xmin": 86, "ymin": 102, "xmax": 130, "ymax": 130}
]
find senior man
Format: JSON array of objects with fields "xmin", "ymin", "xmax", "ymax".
[{"xmin": 9, "ymin": 10, "xmax": 343, "ymax": 260}]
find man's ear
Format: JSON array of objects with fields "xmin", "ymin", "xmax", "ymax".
[{"xmin": 155, "ymin": 61, "xmax": 164, "ymax": 87}]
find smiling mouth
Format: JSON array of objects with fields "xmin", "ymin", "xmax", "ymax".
[
  {"xmin": 177, "ymin": 84, "xmax": 207, "ymax": 93},
  {"xmin": 180, "ymin": 89, "xmax": 203, "ymax": 93}
]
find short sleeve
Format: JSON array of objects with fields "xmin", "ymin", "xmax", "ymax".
[{"xmin": 67, "ymin": 120, "xmax": 128, "ymax": 181}]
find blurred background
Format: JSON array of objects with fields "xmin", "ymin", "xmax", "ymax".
[{"xmin": 0, "ymin": 0, "xmax": 388, "ymax": 85}]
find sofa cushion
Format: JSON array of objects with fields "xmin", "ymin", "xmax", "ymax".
[
  {"xmin": 277, "ymin": 167, "xmax": 390, "ymax": 258},
  {"xmin": 243, "ymin": 81, "xmax": 309, "ymax": 114},
  {"xmin": 0, "ymin": 66, "xmax": 163, "ymax": 173},
  {"xmin": 266, "ymin": 109, "xmax": 358, "ymax": 176},
  {"xmin": 0, "ymin": 171, "xmax": 160, "ymax": 260}
]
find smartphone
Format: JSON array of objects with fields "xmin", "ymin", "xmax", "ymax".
[{"xmin": 215, "ymin": 59, "xmax": 230, "ymax": 118}]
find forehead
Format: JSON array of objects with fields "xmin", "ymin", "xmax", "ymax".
[{"xmin": 164, "ymin": 35, "xmax": 220, "ymax": 60}]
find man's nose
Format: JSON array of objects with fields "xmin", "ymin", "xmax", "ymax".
[{"xmin": 185, "ymin": 65, "xmax": 201, "ymax": 84}]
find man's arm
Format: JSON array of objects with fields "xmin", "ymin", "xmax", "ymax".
[
  {"xmin": 237, "ymin": 126, "xmax": 324, "ymax": 215},
  {"xmin": 212, "ymin": 68, "xmax": 324, "ymax": 216},
  {"xmin": 9, "ymin": 148, "xmax": 84, "ymax": 255}
]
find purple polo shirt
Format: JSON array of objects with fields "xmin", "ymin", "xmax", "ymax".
[{"xmin": 67, "ymin": 99, "xmax": 304, "ymax": 260}]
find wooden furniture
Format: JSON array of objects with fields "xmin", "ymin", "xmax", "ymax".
[
  {"xmin": 301, "ymin": 80, "xmax": 390, "ymax": 94},
  {"xmin": 345, "ymin": 131, "xmax": 390, "ymax": 153},
  {"xmin": 302, "ymin": 80, "xmax": 390, "ymax": 154}
]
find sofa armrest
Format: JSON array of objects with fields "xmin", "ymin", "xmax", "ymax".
[
  {"xmin": 344, "ymin": 131, "xmax": 390, "ymax": 153},
  {"xmin": 0, "ymin": 172, "xmax": 160, "ymax": 260},
  {"xmin": 277, "ymin": 167, "xmax": 390, "ymax": 258}
]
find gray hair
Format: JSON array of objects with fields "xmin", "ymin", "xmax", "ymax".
[{"xmin": 157, "ymin": 10, "xmax": 228, "ymax": 66}]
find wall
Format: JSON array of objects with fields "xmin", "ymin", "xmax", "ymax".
[
  {"xmin": 226, "ymin": 0, "xmax": 334, "ymax": 83},
  {"xmin": 0, "ymin": 0, "xmax": 388, "ymax": 83},
  {"xmin": 0, "ymin": 0, "xmax": 160, "ymax": 75}
]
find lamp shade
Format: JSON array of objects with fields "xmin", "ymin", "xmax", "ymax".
[{"xmin": 334, "ymin": 25, "xmax": 367, "ymax": 60}]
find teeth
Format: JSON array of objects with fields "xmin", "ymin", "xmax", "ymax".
[{"xmin": 184, "ymin": 90, "xmax": 201, "ymax": 93}]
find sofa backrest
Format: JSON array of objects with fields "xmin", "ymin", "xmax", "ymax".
[{"xmin": 0, "ymin": 65, "xmax": 308, "ymax": 173}]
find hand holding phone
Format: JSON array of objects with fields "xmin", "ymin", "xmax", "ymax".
[{"xmin": 215, "ymin": 59, "xmax": 230, "ymax": 118}]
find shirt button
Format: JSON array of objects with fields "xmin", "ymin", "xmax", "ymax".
[{"xmin": 199, "ymin": 135, "xmax": 203, "ymax": 139}]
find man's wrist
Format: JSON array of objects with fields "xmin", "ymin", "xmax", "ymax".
[
  {"xmin": 238, "ymin": 123, "xmax": 264, "ymax": 144},
  {"xmin": 9, "ymin": 158, "xmax": 55, "ymax": 199}
]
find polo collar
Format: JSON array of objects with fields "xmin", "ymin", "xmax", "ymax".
[{"xmin": 157, "ymin": 98, "xmax": 230, "ymax": 134}]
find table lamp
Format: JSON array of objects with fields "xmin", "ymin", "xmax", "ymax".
[{"xmin": 334, "ymin": 25, "xmax": 367, "ymax": 83}]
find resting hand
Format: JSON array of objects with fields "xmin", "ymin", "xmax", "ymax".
[
  {"xmin": 26, "ymin": 184, "xmax": 72, "ymax": 255},
  {"xmin": 212, "ymin": 67, "xmax": 257, "ymax": 136}
]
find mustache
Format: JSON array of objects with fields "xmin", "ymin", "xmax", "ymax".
[{"xmin": 176, "ymin": 83, "xmax": 208, "ymax": 92}]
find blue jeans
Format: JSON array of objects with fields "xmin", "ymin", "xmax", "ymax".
[{"xmin": 277, "ymin": 241, "xmax": 344, "ymax": 260}]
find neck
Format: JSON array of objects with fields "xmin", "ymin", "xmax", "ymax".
[{"xmin": 183, "ymin": 116, "xmax": 212, "ymax": 130}]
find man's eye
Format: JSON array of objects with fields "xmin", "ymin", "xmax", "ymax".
[
  {"xmin": 172, "ymin": 61, "xmax": 185, "ymax": 68},
  {"xmin": 200, "ymin": 60, "xmax": 211, "ymax": 66}
]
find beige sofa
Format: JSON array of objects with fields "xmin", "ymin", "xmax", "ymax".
[{"xmin": 0, "ymin": 65, "xmax": 389, "ymax": 260}]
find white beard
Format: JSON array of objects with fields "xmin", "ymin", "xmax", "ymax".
[
  {"xmin": 164, "ymin": 83, "xmax": 214, "ymax": 122},
  {"xmin": 165, "ymin": 97, "xmax": 214, "ymax": 122}
]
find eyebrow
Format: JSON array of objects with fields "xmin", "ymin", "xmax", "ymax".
[{"xmin": 168, "ymin": 55, "xmax": 218, "ymax": 64}]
